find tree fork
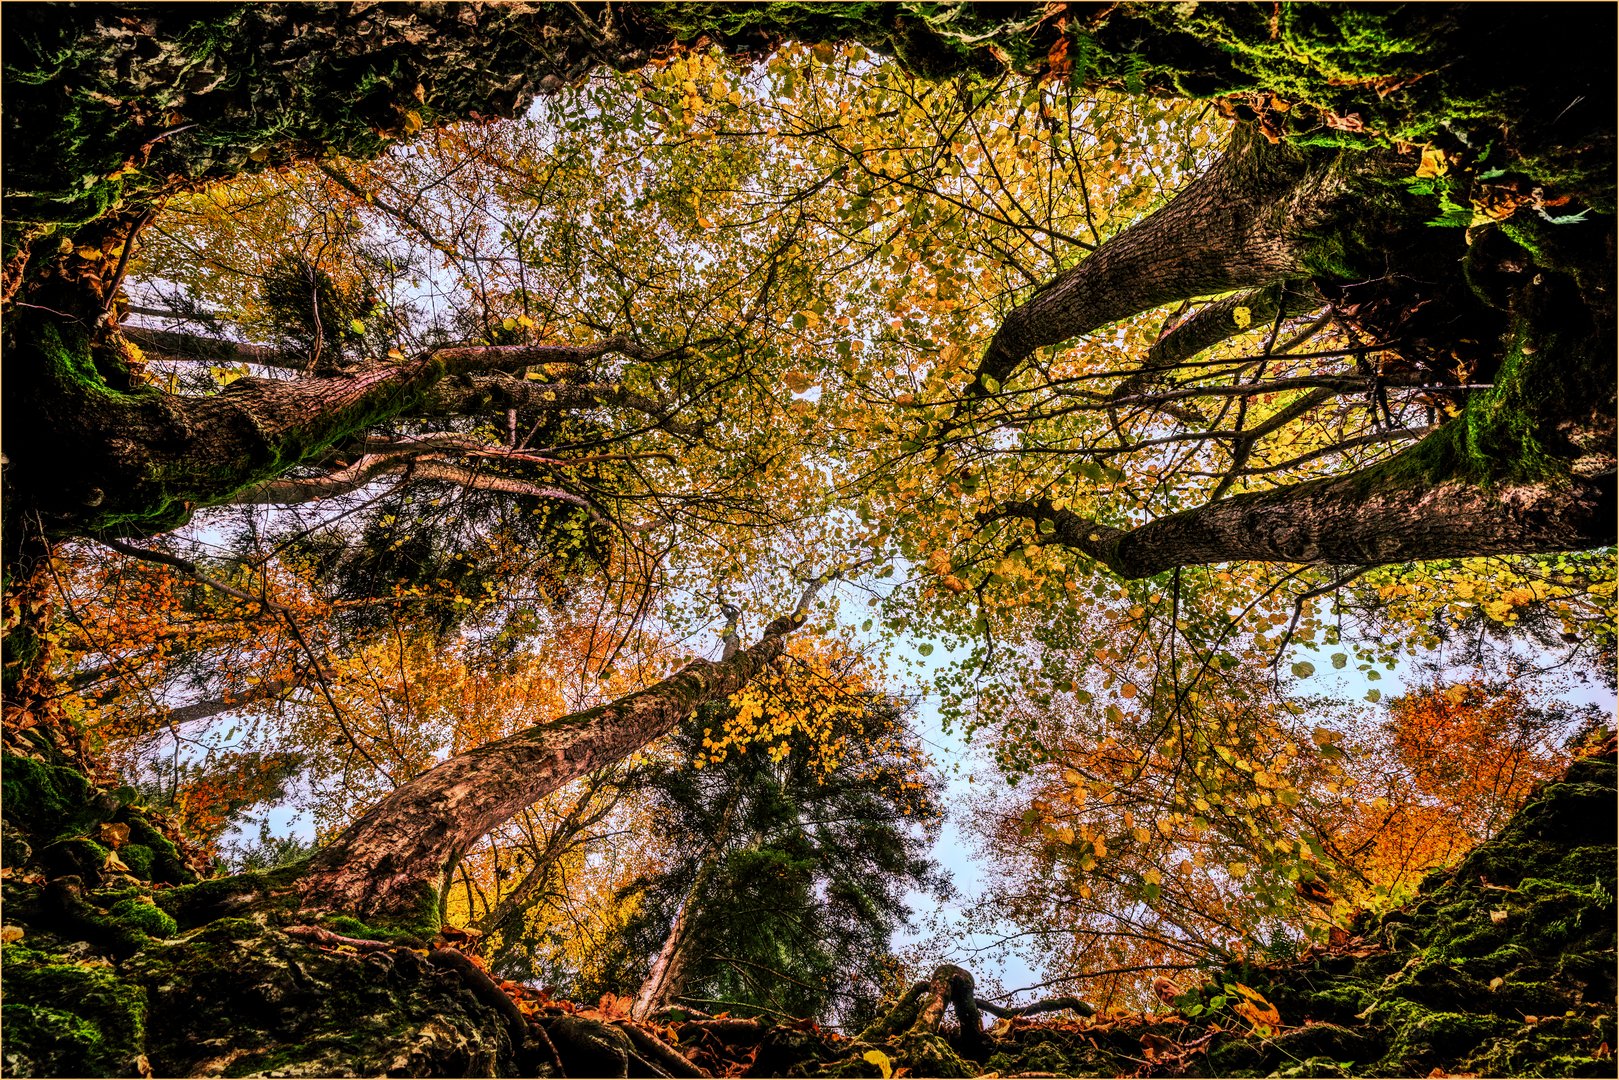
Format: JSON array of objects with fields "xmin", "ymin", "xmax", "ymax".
[{"xmin": 970, "ymin": 127, "xmax": 1380, "ymax": 394}]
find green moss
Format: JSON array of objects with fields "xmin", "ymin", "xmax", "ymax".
[
  {"xmin": 2, "ymin": 753, "xmax": 105, "ymax": 842},
  {"xmin": 316, "ymin": 879, "xmax": 442, "ymax": 944},
  {"xmin": 152, "ymin": 863, "xmax": 304, "ymax": 929},
  {"xmin": 1, "ymin": 944, "xmax": 148, "ymax": 1076},
  {"xmin": 108, "ymin": 898, "xmax": 178, "ymax": 939},
  {"xmin": 119, "ymin": 816, "xmax": 196, "ymax": 885}
]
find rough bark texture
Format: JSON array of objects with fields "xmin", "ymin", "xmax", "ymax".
[
  {"xmin": 971, "ymin": 128, "xmax": 1377, "ymax": 391},
  {"xmin": 297, "ymin": 610, "xmax": 809, "ymax": 918},
  {"xmin": 3, "ymin": 321, "xmax": 631, "ymax": 540},
  {"xmin": 1003, "ymin": 466, "xmax": 1614, "ymax": 580}
]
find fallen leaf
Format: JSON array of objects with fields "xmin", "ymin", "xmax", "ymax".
[
  {"xmin": 1415, "ymin": 145, "xmax": 1449, "ymax": 178},
  {"xmin": 863, "ymin": 1049, "xmax": 893, "ymax": 1079}
]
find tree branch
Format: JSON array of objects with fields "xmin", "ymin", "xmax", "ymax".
[{"xmin": 989, "ymin": 428, "xmax": 1614, "ymax": 578}]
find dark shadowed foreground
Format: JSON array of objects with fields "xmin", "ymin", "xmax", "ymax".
[{"xmin": 3, "ymin": 738, "xmax": 1611, "ymax": 1078}]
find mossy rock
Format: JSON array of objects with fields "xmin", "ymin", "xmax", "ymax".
[
  {"xmin": 121, "ymin": 917, "xmax": 520, "ymax": 1077},
  {"xmin": 1187, "ymin": 753, "xmax": 1617, "ymax": 1078},
  {"xmin": 0, "ymin": 942, "xmax": 149, "ymax": 1077}
]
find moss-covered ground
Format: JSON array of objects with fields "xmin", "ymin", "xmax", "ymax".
[{"xmin": 2, "ymin": 739, "xmax": 1610, "ymax": 1077}]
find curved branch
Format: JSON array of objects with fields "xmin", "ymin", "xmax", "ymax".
[
  {"xmin": 121, "ymin": 325, "xmax": 303, "ymax": 370},
  {"xmin": 1111, "ymin": 283, "xmax": 1324, "ymax": 403},
  {"xmin": 415, "ymin": 374, "xmax": 703, "ymax": 436}
]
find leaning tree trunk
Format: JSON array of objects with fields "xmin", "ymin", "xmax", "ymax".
[
  {"xmin": 992, "ymin": 234, "xmax": 1618, "ymax": 575},
  {"xmin": 297, "ymin": 603, "xmax": 817, "ymax": 919},
  {"xmin": 970, "ymin": 126, "xmax": 1385, "ymax": 392},
  {"xmin": 2, "ymin": 316, "xmax": 631, "ymax": 544},
  {"xmin": 1002, "ymin": 458, "xmax": 1614, "ymax": 579}
]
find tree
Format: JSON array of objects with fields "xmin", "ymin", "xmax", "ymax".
[
  {"xmin": 1, "ymin": 7, "xmax": 1614, "ymax": 1076},
  {"xmin": 3, "ymin": 3, "xmax": 1612, "ymax": 563},
  {"xmin": 591, "ymin": 646, "xmax": 944, "ymax": 1025}
]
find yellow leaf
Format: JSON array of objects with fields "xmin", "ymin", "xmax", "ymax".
[
  {"xmin": 401, "ymin": 110, "xmax": 424, "ymax": 137},
  {"xmin": 1415, "ymin": 145, "xmax": 1448, "ymax": 178},
  {"xmin": 863, "ymin": 1050, "xmax": 894, "ymax": 1079},
  {"xmin": 1232, "ymin": 987, "xmax": 1281, "ymax": 1028},
  {"xmin": 1232, "ymin": 305, "xmax": 1252, "ymax": 329},
  {"xmin": 1227, "ymin": 861, "xmax": 1249, "ymax": 878}
]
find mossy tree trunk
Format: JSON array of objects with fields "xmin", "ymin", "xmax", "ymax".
[
  {"xmin": 297, "ymin": 606, "xmax": 814, "ymax": 920},
  {"xmin": 968, "ymin": 117, "xmax": 1615, "ymax": 572},
  {"xmin": 971, "ymin": 126, "xmax": 1381, "ymax": 391},
  {"xmin": 2, "ymin": 320, "xmax": 635, "ymax": 544}
]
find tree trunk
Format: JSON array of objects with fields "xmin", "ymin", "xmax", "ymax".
[
  {"xmin": 1000, "ymin": 441, "xmax": 1615, "ymax": 579},
  {"xmin": 3, "ymin": 317, "xmax": 631, "ymax": 541},
  {"xmin": 971, "ymin": 127, "xmax": 1376, "ymax": 391},
  {"xmin": 296, "ymin": 605, "xmax": 815, "ymax": 919},
  {"xmin": 631, "ymin": 791, "xmax": 746, "ymax": 1020}
]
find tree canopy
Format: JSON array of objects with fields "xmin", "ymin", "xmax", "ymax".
[{"xmin": 1, "ymin": 4, "xmax": 1614, "ymax": 1078}]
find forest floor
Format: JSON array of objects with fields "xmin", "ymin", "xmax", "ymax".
[{"xmin": 2, "ymin": 717, "xmax": 1613, "ymax": 1078}]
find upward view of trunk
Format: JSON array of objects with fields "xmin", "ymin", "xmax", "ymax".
[
  {"xmin": 999, "ymin": 442, "xmax": 1615, "ymax": 579},
  {"xmin": 297, "ymin": 600, "xmax": 820, "ymax": 919},
  {"xmin": 631, "ymin": 792, "xmax": 747, "ymax": 1020},
  {"xmin": 4, "ymin": 320, "xmax": 631, "ymax": 541},
  {"xmin": 972, "ymin": 127, "xmax": 1377, "ymax": 392}
]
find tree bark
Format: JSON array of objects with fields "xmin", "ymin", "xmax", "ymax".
[
  {"xmin": 971, "ymin": 127, "xmax": 1369, "ymax": 392},
  {"xmin": 997, "ymin": 441, "xmax": 1615, "ymax": 579},
  {"xmin": 5, "ymin": 320, "xmax": 634, "ymax": 540},
  {"xmin": 631, "ymin": 791, "xmax": 746, "ymax": 1020},
  {"xmin": 123, "ymin": 326, "xmax": 304, "ymax": 370},
  {"xmin": 297, "ymin": 592, "xmax": 825, "ymax": 919}
]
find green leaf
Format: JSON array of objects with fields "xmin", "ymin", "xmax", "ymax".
[
  {"xmin": 917, "ymin": 643, "xmax": 934, "ymax": 657},
  {"xmin": 348, "ymin": 318, "xmax": 366, "ymax": 334},
  {"xmin": 1290, "ymin": 661, "xmax": 1315, "ymax": 678},
  {"xmin": 979, "ymin": 373, "xmax": 1000, "ymax": 394},
  {"xmin": 1331, "ymin": 652, "xmax": 1348, "ymax": 669},
  {"xmin": 1366, "ymin": 689, "xmax": 1382, "ymax": 703}
]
